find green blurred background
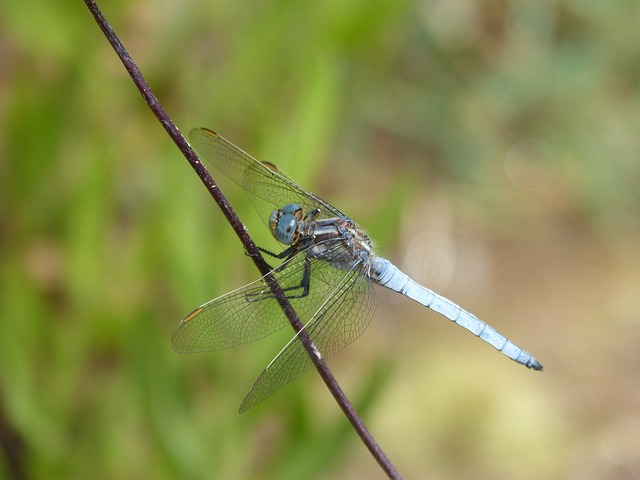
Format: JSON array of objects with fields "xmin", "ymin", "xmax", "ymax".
[{"xmin": 1, "ymin": 0, "xmax": 639, "ymax": 478}]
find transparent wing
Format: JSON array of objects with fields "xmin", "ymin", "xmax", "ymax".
[
  {"xmin": 239, "ymin": 261, "xmax": 376, "ymax": 413},
  {"xmin": 189, "ymin": 128, "xmax": 345, "ymax": 230},
  {"xmin": 172, "ymin": 239, "xmax": 363, "ymax": 353}
]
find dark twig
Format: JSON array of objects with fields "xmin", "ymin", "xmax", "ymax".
[{"xmin": 83, "ymin": 1, "xmax": 402, "ymax": 478}]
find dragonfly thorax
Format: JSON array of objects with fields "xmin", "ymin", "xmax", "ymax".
[{"xmin": 269, "ymin": 203, "xmax": 304, "ymax": 245}]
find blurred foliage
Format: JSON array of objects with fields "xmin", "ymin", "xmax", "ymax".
[{"xmin": 1, "ymin": 0, "xmax": 639, "ymax": 479}]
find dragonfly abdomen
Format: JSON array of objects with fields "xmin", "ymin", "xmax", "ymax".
[{"xmin": 371, "ymin": 258, "xmax": 542, "ymax": 370}]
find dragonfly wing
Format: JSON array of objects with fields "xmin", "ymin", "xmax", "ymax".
[
  {"xmin": 189, "ymin": 128, "xmax": 345, "ymax": 228},
  {"xmin": 172, "ymin": 239, "xmax": 352, "ymax": 352},
  {"xmin": 238, "ymin": 260, "xmax": 376, "ymax": 413}
]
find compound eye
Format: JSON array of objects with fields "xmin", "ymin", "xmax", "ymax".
[
  {"xmin": 269, "ymin": 209, "xmax": 282, "ymax": 235},
  {"xmin": 281, "ymin": 203, "xmax": 304, "ymax": 221},
  {"xmin": 275, "ymin": 212, "xmax": 298, "ymax": 245}
]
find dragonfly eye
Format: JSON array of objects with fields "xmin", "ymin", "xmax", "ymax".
[
  {"xmin": 270, "ymin": 204, "xmax": 303, "ymax": 245},
  {"xmin": 281, "ymin": 203, "xmax": 304, "ymax": 220},
  {"xmin": 273, "ymin": 212, "xmax": 299, "ymax": 245}
]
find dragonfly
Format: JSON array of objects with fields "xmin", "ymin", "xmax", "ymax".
[{"xmin": 173, "ymin": 127, "xmax": 543, "ymax": 413}]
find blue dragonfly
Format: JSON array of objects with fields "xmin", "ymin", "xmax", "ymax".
[{"xmin": 173, "ymin": 128, "xmax": 543, "ymax": 413}]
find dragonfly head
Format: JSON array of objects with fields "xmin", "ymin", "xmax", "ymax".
[{"xmin": 269, "ymin": 203, "xmax": 304, "ymax": 245}]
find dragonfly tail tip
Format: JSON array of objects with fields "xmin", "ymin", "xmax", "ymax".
[{"xmin": 530, "ymin": 359, "xmax": 544, "ymax": 371}]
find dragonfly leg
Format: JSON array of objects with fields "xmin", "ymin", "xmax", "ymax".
[
  {"xmin": 243, "ymin": 245, "xmax": 294, "ymax": 270},
  {"xmin": 259, "ymin": 245, "xmax": 295, "ymax": 260},
  {"xmin": 256, "ymin": 237, "xmax": 315, "ymax": 272},
  {"xmin": 244, "ymin": 257, "xmax": 311, "ymax": 302},
  {"xmin": 280, "ymin": 257, "xmax": 311, "ymax": 298},
  {"xmin": 304, "ymin": 208, "xmax": 321, "ymax": 222},
  {"xmin": 243, "ymin": 244, "xmax": 293, "ymax": 260}
]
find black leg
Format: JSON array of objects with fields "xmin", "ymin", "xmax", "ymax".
[
  {"xmin": 244, "ymin": 245, "xmax": 293, "ymax": 260},
  {"xmin": 280, "ymin": 257, "xmax": 311, "ymax": 298},
  {"xmin": 243, "ymin": 244, "xmax": 295, "ymax": 270},
  {"xmin": 245, "ymin": 256, "xmax": 312, "ymax": 302},
  {"xmin": 304, "ymin": 208, "xmax": 321, "ymax": 221},
  {"xmin": 260, "ymin": 245, "xmax": 295, "ymax": 259}
]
